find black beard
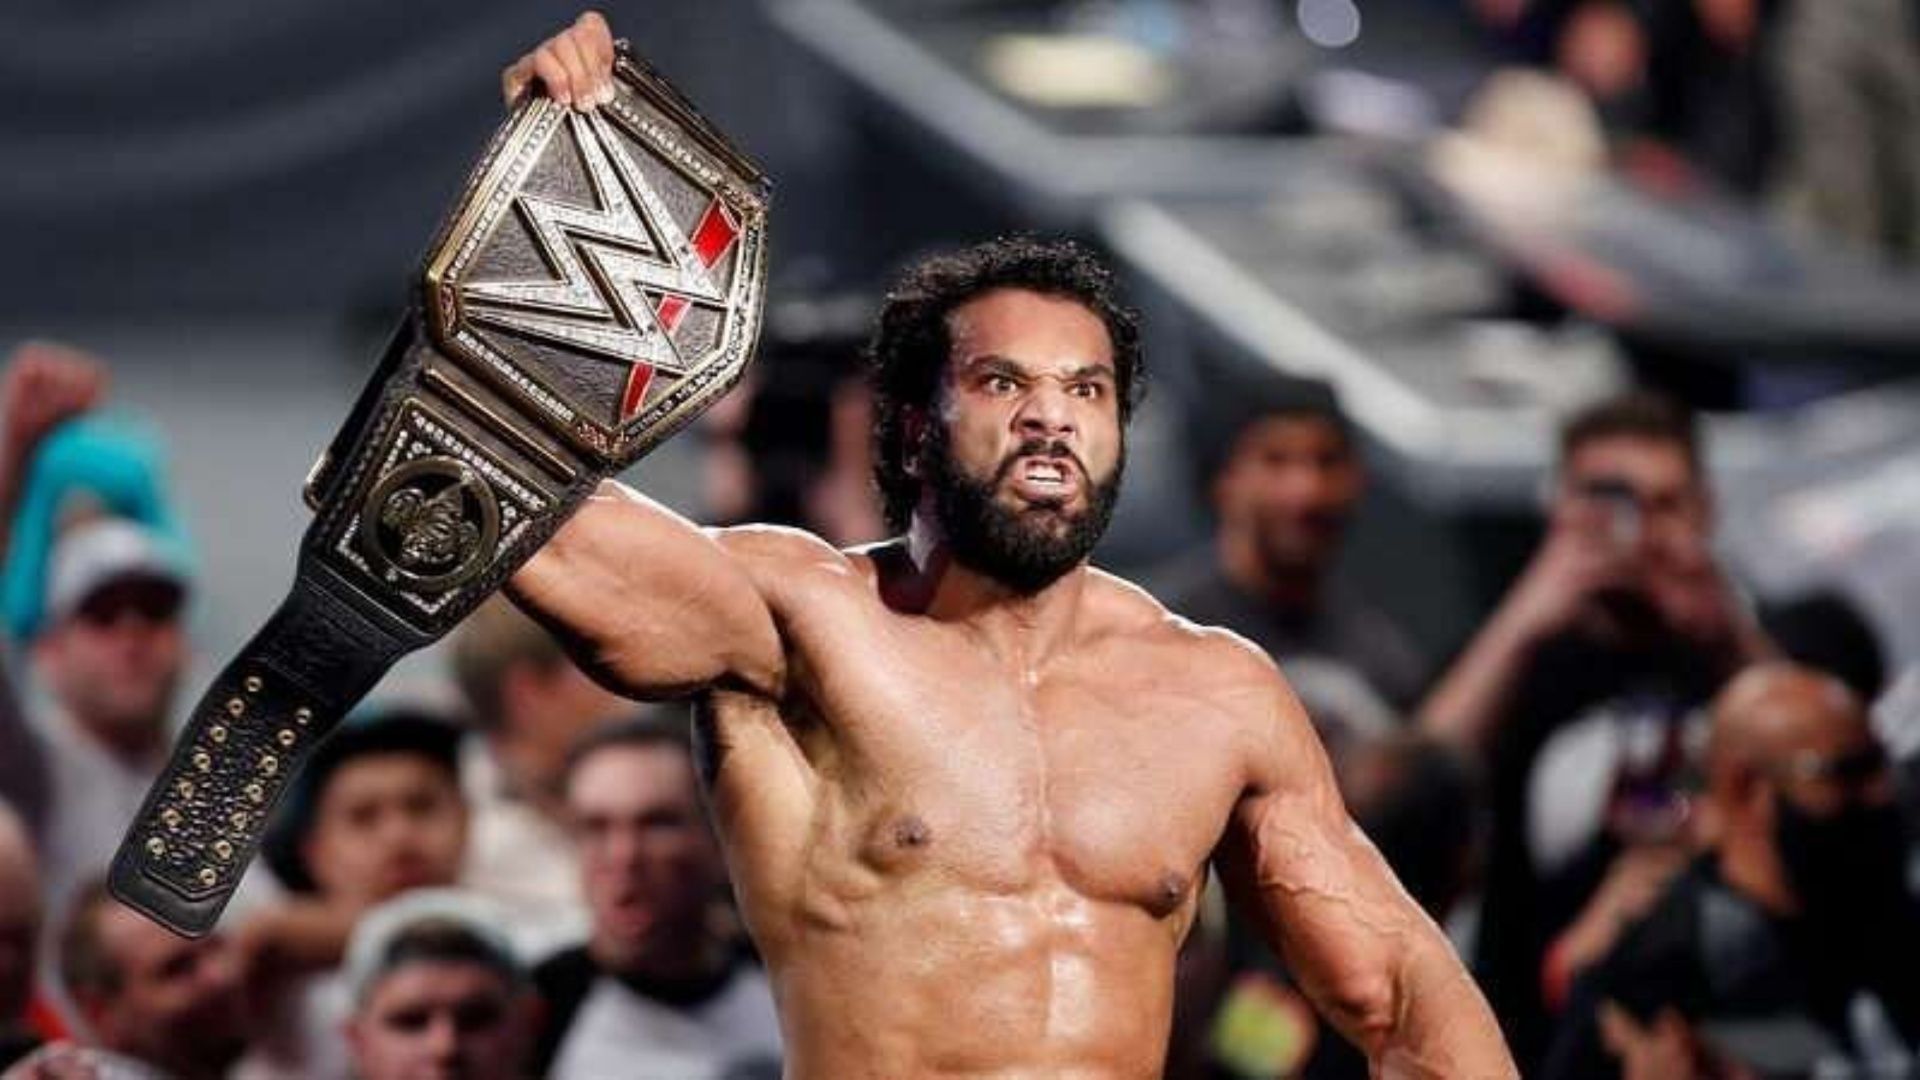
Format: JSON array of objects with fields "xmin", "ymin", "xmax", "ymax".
[{"xmin": 921, "ymin": 423, "xmax": 1123, "ymax": 595}]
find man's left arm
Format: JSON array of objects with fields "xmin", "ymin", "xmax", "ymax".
[{"xmin": 1213, "ymin": 667, "xmax": 1516, "ymax": 1079}]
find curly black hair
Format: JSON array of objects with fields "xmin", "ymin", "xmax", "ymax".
[{"xmin": 866, "ymin": 236, "xmax": 1144, "ymax": 532}]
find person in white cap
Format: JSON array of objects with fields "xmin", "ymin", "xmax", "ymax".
[
  {"xmin": 342, "ymin": 891, "xmax": 531, "ymax": 1080},
  {"xmin": 28, "ymin": 516, "xmax": 191, "ymax": 928}
]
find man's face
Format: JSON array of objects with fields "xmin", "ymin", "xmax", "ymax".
[
  {"xmin": 33, "ymin": 577, "xmax": 186, "ymax": 747},
  {"xmin": 1213, "ymin": 415, "xmax": 1361, "ymax": 578},
  {"xmin": 1760, "ymin": 709, "xmax": 1907, "ymax": 919},
  {"xmin": 304, "ymin": 755, "xmax": 467, "ymax": 906},
  {"xmin": 346, "ymin": 961, "xmax": 524, "ymax": 1080},
  {"xmin": 1554, "ymin": 436, "xmax": 1708, "ymax": 641},
  {"xmin": 918, "ymin": 288, "xmax": 1124, "ymax": 592},
  {"xmin": 1556, "ymin": 436, "xmax": 1707, "ymax": 568},
  {"xmin": 567, "ymin": 744, "xmax": 726, "ymax": 972},
  {"xmin": 87, "ymin": 905, "xmax": 249, "ymax": 1071}
]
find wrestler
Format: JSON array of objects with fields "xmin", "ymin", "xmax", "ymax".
[{"xmin": 503, "ymin": 16, "xmax": 1516, "ymax": 1077}]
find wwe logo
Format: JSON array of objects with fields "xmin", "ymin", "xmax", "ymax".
[{"xmin": 462, "ymin": 110, "xmax": 739, "ymax": 422}]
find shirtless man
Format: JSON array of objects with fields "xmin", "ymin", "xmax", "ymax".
[{"xmin": 501, "ymin": 17, "xmax": 1514, "ymax": 1077}]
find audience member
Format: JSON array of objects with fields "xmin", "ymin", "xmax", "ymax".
[
  {"xmin": 54, "ymin": 880, "xmax": 250, "ymax": 1080},
  {"xmin": 1152, "ymin": 371, "xmax": 1426, "ymax": 749},
  {"xmin": 27, "ymin": 520, "xmax": 190, "ymax": 926},
  {"xmin": 1545, "ymin": 663, "xmax": 1920, "ymax": 1078},
  {"xmin": 532, "ymin": 714, "xmax": 780, "ymax": 1080},
  {"xmin": 0, "ymin": 346, "xmax": 193, "ymax": 933},
  {"xmin": 0, "ymin": 806, "xmax": 45, "ymax": 1069},
  {"xmin": 450, "ymin": 598, "xmax": 627, "ymax": 951},
  {"xmin": 343, "ymin": 891, "xmax": 531, "ymax": 1080},
  {"xmin": 1770, "ymin": 0, "xmax": 1920, "ymax": 264},
  {"xmin": 240, "ymin": 712, "xmax": 469, "ymax": 1080},
  {"xmin": 1421, "ymin": 390, "xmax": 1773, "ymax": 1062},
  {"xmin": 704, "ymin": 296, "xmax": 885, "ymax": 546}
]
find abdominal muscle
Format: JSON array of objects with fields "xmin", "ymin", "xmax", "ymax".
[{"xmin": 769, "ymin": 878, "xmax": 1180, "ymax": 1079}]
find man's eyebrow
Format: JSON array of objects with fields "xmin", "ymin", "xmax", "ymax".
[
  {"xmin": 959, "ymin": 355, "xmax": 1115, "ymax": 381},
  {"xmin": 1064, "ymin": 364, "xmax": 1116, "ymax": 382}
]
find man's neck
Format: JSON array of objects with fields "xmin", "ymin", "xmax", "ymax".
[
  {"xmin": 902, "ymin": 517, "xmax": 1089, "ymax": 672},
  {"xmin": 485, "ymin": 731, "xmax": 566, "ymax": 819},
  {"xmin": 1217, "ymin": 530, "xmax": 1321, "ymax": 614}
]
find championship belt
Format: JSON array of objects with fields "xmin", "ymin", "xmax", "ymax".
[{"xmin": 109, "ymin": 44, "xmax": 771, "ymax": 936}]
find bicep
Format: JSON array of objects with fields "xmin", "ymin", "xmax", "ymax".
[{"xmin": 508, "ymin": 480, "xmax": 785, "ymax": 699}]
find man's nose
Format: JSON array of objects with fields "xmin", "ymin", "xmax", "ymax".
[
  {"xmin": 1014, "ymin": 383, "xmax": 1075, "ymax": 438},
  {"xmin": 425, "ymin": 1013, "xmax": 461, "ymax": 1060}
]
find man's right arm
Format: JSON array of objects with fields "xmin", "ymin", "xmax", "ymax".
[
  {"xmin": 507, "ymin": 480, "xmax": 786, "ymax": 702},
  {"xmin": 1418, "ymin": 504, "xmax": 1627, "ymax": 756}
]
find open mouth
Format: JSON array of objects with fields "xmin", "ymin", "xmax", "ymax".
[{"xmin": 1005, "ymin": 453, "xmax": 1082, "ymax": 503}]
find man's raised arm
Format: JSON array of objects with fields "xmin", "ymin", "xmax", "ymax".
[
  {"xmin": 508, "ymin": 481, "xmax": 785, "ymax": 701},
  {"xmin": 1214, "ymin": 661, "xmax": 1516, "ymax": 1078}
]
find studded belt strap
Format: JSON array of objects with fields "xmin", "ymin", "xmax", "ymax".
[{"xmin": 109, "ymin": 44, "xmax": 771, "ymax": 936}]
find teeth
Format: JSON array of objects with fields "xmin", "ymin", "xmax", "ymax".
[{"xmin": 1022, "ymin": 458, "xmax": 1066, "ymax": 484}]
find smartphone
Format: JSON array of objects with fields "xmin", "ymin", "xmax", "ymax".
[{"xmin": 1577, "ymin": 476, "xmax": 1642, "ymax": 550}]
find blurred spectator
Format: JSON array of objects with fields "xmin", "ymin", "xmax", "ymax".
[
  {"xmin": 1420, "ymin": 390, "xmax": 1773, "ymax": 1063},
  {"xmin": 239, "ymin": 712, "xmax": 468, "ymax": 1080},
  {"xmin": 0, "ymin": 346, "xmax": 198, "ymax": 993},
  {"xmin": 27, "ymin": 519, "xmax": 190, "ymax": 927},
  {"xmin": 704, "ymin": 294, "xmax": 884, "ymax": 546},
  {"xmin": 54, "ymin": 880, "xmax": 250, "ymax": 1080},
  {"xmin": 1552, "ymin": 0, "xmax": 1783, "ymax": 198},
  {"xmin": 1760, "ymin": 589, "xmax": 1889, "ymax": 704},
  {"xmin": 1150, "ymin": 371, "xmax": 1427, "ymax": 751},
  {"xmin": 342, "ymin": 891, "xmax": 531, "ymax": 1080},
  {"xmin": 1545, "ymin": 663, "xmax": 1920, "ymax": 1078},
  {"xmin": 1771, "ymin": 0, "xmax": 1920, "ymax": 263},
  {"xmin": 0, "ymin": 805, "xmax": 45, "ymax": 1069},
  {"xmin": 0, "ymin": 345, "xmax": 186, "ymax": 647},
  {"xmin": 532, "ymin": 714, "xmax": 780, "ymax": 1080},
  {"xmin": 450, "ymin": 598, "xmax": 627, "ymax": 952}
]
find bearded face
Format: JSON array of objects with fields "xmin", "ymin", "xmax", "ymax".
[
  {"xmin": 906, "ymin": 288, "xmax": 1129, "ymax": 592},
  {"xmin": 920, "ymin": 418, "xmax": 1123, "ymax": 594}
]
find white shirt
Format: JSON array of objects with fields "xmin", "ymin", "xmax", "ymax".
[
  {"xmin": 550, "ymin": 964, "xmax": 783, "ymax": 1080},
  {"xmin": 457, "ymin": 738, "xmax": 589, "ymax": 957}
]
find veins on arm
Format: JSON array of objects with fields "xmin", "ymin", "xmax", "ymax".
[{"xmin": 1213, "ymin": 659, "xmax": 1514, "ymax": 1078}]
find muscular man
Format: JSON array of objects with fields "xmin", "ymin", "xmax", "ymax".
[{"xmin": 500, "ymin": 18, "xmax": 1514, "ymax": 1077}]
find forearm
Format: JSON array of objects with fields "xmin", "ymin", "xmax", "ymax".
[
  {"xmin": 1416, "ymin": 604, "xmax": 1542, "ymax": 756},
  {"xmin": 1369, "ymin": 928, "xmax": 1516, "ymax": 1079}
]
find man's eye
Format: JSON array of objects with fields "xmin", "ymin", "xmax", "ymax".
[
  {"xmin": 985, "ymin": 375, "xmax": 1017, "ymax": 394},
  {"xmin": 1069, "ymin": 382, "xmax": 1102, "ymax": 399}
]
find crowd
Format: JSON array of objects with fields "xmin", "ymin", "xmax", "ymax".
[{"xmin": 0, "ymin": 1, "xmax": 1916, "ymax": 1077}]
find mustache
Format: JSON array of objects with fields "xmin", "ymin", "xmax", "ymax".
[{"xmin": 994, "ymin": 438, "xmax": 1088, "ymax": 485}]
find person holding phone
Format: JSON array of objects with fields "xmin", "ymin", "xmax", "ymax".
[{"xmin": 1419, "ymin": 391, "xmax": 1775, "ymax": 1065}]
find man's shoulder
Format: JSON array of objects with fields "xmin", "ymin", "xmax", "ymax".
[
  {"xmin": 712, "ymin": 524, "xmax": 875, "ymax": 592},
  {"xmin": 1086, "ymin": 569, "xmax": 1284, "ymax": 689}
]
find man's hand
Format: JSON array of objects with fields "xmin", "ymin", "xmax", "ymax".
[
  {"xmin": 1642, "ymin": 529, "xmax": 1771, "ymax": 671},
  {"xmin": 501, "ymin": 10, "xmax": 618, "ymax": 110},
  {"xmin": 1500, "ymin": 499, "xmax": 1638, "ymax": 645},
  {"xmin": 1, "ymin": 341, "xmax": 106, "ymax": 481}
]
